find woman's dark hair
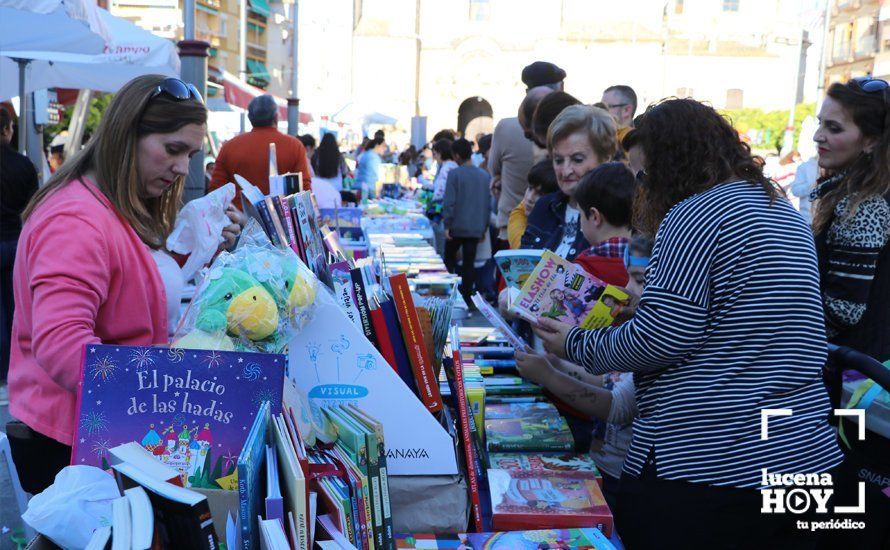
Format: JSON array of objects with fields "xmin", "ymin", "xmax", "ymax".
[
  {"xmin": 812, "ymin": 79, "xmax": 890, "ymax": 234},
  {"xmin": 621, "ymin": 128, "xmax": 640, "ymax": 151},
  {"xmin": 432, "ymin": 129, "xmax": 457, "ymax": 142},
  {"xmin": 632, "ymin": 98, "xmax": 778, "ymax": 236},
  {"xmin": 368, "ymin": 136, "xmax": 385, "ymax": 150},
  {"xmin": 573, "ymin": 162, "xmax": 636, "ymax": 228},
  {"xmin": 532, "ymin": 91, "xmax": 581, "ymax": 148},
  {"xmin": 315, "ymin": 132, "xmax": 341, "ymax": 179},
  {"xmin": 527, "ymin": 159, "xmax": 558, "ymax": 195},
  {"xmin": 477, "ymin": 134, "xmax": 493, "ymax": 155},
  {"xmin": 431, "ymin": 138, "xmax": 453, "ymax": 161}
]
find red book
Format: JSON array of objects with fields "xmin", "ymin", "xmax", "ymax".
[
  {"xmin": 369, "ymin": 305, "xmax": 398, "ymax": 373},
  {"xmin": 487, "ymin": 469, "xmax": 613, "ymax": 536},
  {"xmin": 450, "ymin": 329, "xmax": 484, "ymax": 531},
  {"xmin": 388, "ymin": 273, "xmax": 442, "ymax": 413}
]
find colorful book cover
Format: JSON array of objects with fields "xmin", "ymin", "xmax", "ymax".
[
  {"xmin": 488, "ymin": 453, "xmax": 600, "ymax": 478},
  {"xmin": 487, "ymin": 469, "xmax": 613, "ymax": 536},
  {"xmin": 494, "ymin": 250, "xmax": 545, "ymax": 289},
  {"xmin": 485, "ymin": 408, "xmax": 573, "ymax": 453},
  {"xmin": 395, "ymin": 528, "xmax": 615, "ymax": 549},
  {"xmin": 319, "ymin": 207, "xmax": 362, "ymax": 229},
  {"xmin": 72, "ymin": 344, "xmax": 284, "ymax": 489},
  {"xmin": 484, "ymin": 402, "xmax": 561, "ymax": 420},
  {"xmin": 512, "ymin": 251, "xmax": 629, "ymax": 330}
]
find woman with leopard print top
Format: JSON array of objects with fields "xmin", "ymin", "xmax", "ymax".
[{"xmin": 811, "ymin": 77, "xmax": 890, "ymax": 362}]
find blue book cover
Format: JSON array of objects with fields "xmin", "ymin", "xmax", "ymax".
[
  {"xmin": 238, "ymin": 401, "xmax": 271, "ymax": 550},
  {"xmin": 72, "ymin": 345, "xmax": 284, "ymax": 489}
]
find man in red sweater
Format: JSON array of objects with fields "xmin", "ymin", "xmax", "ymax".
[{"xmin": 209, "ymin": 95, "xmax": 312, "ymax": 208}]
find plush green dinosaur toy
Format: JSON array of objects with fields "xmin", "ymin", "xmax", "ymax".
[{"xmin": 195, "ymin": 267, "xmax": 279, "ymax": 340}]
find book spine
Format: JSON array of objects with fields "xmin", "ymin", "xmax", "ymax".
[
  {"xmin": 380, "ymin": 299, "xmax": 417, "ymax": 389},
  {"xmin": 255, "ymin": 200, "xmax": 280, "ymax": 246},
  {"xmin": 237, "ymin": 461, "xmax": 249, "ymax": 550},
  {"xmin": 389, "ymin": 274, "xmax": 442, "ymax": 413},
  {"xmin": 369, "ymin": 306, "xmax": 397, "ymax": 371},
  {"xmin": 279, "ymin": 195, "xmax": 298, "ymax": 245},
  {"xmin": 350, "ymin": 269, "xmax": 379, "ymax": 348},
  {"xmin": 449, "ymin": 335, "xmax": 485, "ymax": 531},
  {"xmin": 363, "ymin": 447, "xmax": 385, "ymax": 550},
  {"xmin": 377, "ymin": 453, "xmax": 394, "ymax": 549},
  {"xmin": 265, "ymin": 196, "xmax": 290, "ymax": 247}
]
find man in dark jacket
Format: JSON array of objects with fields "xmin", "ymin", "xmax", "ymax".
[{"xmin": 0, "ymin": 107, "xmax": 38, "ymax": 403}]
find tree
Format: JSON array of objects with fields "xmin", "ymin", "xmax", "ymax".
[
  {"xmin": 722, "ymin": 103, "xmax": 816, "ymax": 155},
  {"xmin": 43, "ymin": 92, "xmax": 113, "ymax": 149}
]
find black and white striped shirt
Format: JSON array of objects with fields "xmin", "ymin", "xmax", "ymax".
[{"xmin": 565, "ymin": 181, "xmax": 844, "ymax": 488}]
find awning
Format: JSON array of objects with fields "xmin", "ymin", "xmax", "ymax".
[
  {"xmin": 248, "ymin": 0, "xmax": 271, "ymax": 18},
  {"xmin": 246, "ymin": 58, "xmax": 269, "ymax": 80},
  {"xmin": 221, "ymin": 70, "xmax": 312, "ymax": 124}
]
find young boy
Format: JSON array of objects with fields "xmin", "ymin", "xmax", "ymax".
[
  {"xmin": 442, "ymin": 138, "xmax": 492, "ymax": 305},
  {"xmin": 507, "ymin": 159, "xmax": 560, "ymax": 249},
  {"xmin": 572, "ymin": 161, "xmax": 637, "ymax": 286}
]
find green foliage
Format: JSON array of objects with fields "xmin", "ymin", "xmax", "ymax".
[
  {"xmin": 43, "ymin": 92, "xmax": 113, "ymax": 149},
  {"xmin": 721, "ymin": 103, "xmax": 816, "ymax": 155}
]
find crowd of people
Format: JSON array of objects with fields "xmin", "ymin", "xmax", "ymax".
[{"xmin": 0, "ymin": 57, "xmax": 888, "ymax": 546}]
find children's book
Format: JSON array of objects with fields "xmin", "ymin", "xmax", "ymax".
[
  {"xmin": 511, "ymin": 251, "xmax": 629, "ymax": 330},
  {"xmin": 487, "ymin": 469, "xmax": 613, "ymax": 536},
  {"xmin": 395, "ymin": 528, "xmax": 615, "ymax": 549},
  {"xmin": 485, "ymin": 404, "xmax": 574, "ymax": 453},
  {"xmin": 239, "ymin": 402, "xmax": 271, "ymax": 550},
  {"xmin": 319, "ymin": 207, "xmax": 362, "ymax": 229},
  {"xmin": 494, "ymin": 250, "xmax": 545, "ymax": 289},
  {"xmin": 488, "ymin": 453, "xmax": 600, "ymax": 478},
  {"xmin": 72, "ymin": 345, "xmax": 284, "ymax": 489}
]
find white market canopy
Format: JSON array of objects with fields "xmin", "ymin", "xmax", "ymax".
[{"xmin": 0, "ymin": 1, "xmax": 179, "ymax": 101}]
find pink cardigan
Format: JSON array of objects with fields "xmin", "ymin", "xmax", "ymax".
[{"xmin": 9, "ymin": 178, "xmax": 167, "ymax": 445}]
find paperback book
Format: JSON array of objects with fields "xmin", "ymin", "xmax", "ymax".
[{"xmin": 485, "ymin": 403, "xmax": 574, "ymax": 453}]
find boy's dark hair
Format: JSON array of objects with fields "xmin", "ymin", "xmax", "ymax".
[
  {"xmin": 451, "ymin": 138, "xmax": 473, "ymax": 162},
  {"xmin": 299, "ymin": 134, "xmax": 316, "ymax": 149},
  {"xmin": 621, "ymin": 128, "xmax": 640, "ymax": 151},
  {"xmin": 527, "ymin": 159, "xmax": 558, "ymax": 195},
  {"xmin": 573, "ymin": 161, "xmax": 636, "ymax": 227},
  {"xmin": 431, "ymin": 138, "xmax": 453, "ymax": 161}
]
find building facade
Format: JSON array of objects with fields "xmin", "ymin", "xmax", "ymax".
[
  {"xmin": 824, "ymin": 0, "xmax": 889, "ymax": 86},
  {"xmin": 349, "ymin": 0, "xmax": 809, "ymax": 139}
]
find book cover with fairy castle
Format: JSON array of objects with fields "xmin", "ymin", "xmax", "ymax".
[{"xmin": 72, "ymin": 344, "xmax": 284, "ymax": 488}]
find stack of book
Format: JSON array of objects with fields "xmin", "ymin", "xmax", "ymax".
[
  {"xmin": 236, "ymin": 176, "xmax": 336, "ymax": 287},
  {"xmin": 87, "ymin": 454, "xmax": 219, "ymax": 550},
  {"xmin": 238, "ymin": 400, "xmax": 396, "ymax": 550}
]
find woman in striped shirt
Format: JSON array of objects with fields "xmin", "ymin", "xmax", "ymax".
[{"xmin": 535, "ymin": 99, "xmax": 843, "ymax": 547}]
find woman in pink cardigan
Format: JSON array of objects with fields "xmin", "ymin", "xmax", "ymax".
[{"xmin": 7, "ymin": 76, "xmax": 234, "ymax": 493}]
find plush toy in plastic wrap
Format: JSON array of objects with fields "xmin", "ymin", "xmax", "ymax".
[{"xmin": 173, "ymin": 222, "xmax": 318, "ymax": 352}]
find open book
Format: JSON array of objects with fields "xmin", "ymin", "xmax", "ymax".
[{"xmin": 510, "ymin": 251, "xmax": 628, "ymax": 330}]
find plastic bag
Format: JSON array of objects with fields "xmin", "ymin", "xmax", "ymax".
[
  {"xmin": 173, "ymin": 221, "xmax": 318, "ymax": 353},
  {"xmin": 166, "ymin": 182, "xmax": 236, "ymax": 282},
  {"xmin": 22, "ymin": 465, "xmax": 120, "ymax": 549}
]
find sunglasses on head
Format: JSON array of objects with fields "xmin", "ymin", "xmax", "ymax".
[
  {"xmin": 150, "ymin": 77, "xmax": 204, "ymax": 103},
  {"xmin": 851, "ymin": 76, "xmax": 889, "ymax": 94}
]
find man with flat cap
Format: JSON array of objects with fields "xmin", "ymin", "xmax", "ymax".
[
  {"xmin": 209, "ymin": 94, "xmax": 312, "ymax": 208},
  {"xmin": 521, "ymin": 61, "xmax": 566, "ymax": 91}
]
